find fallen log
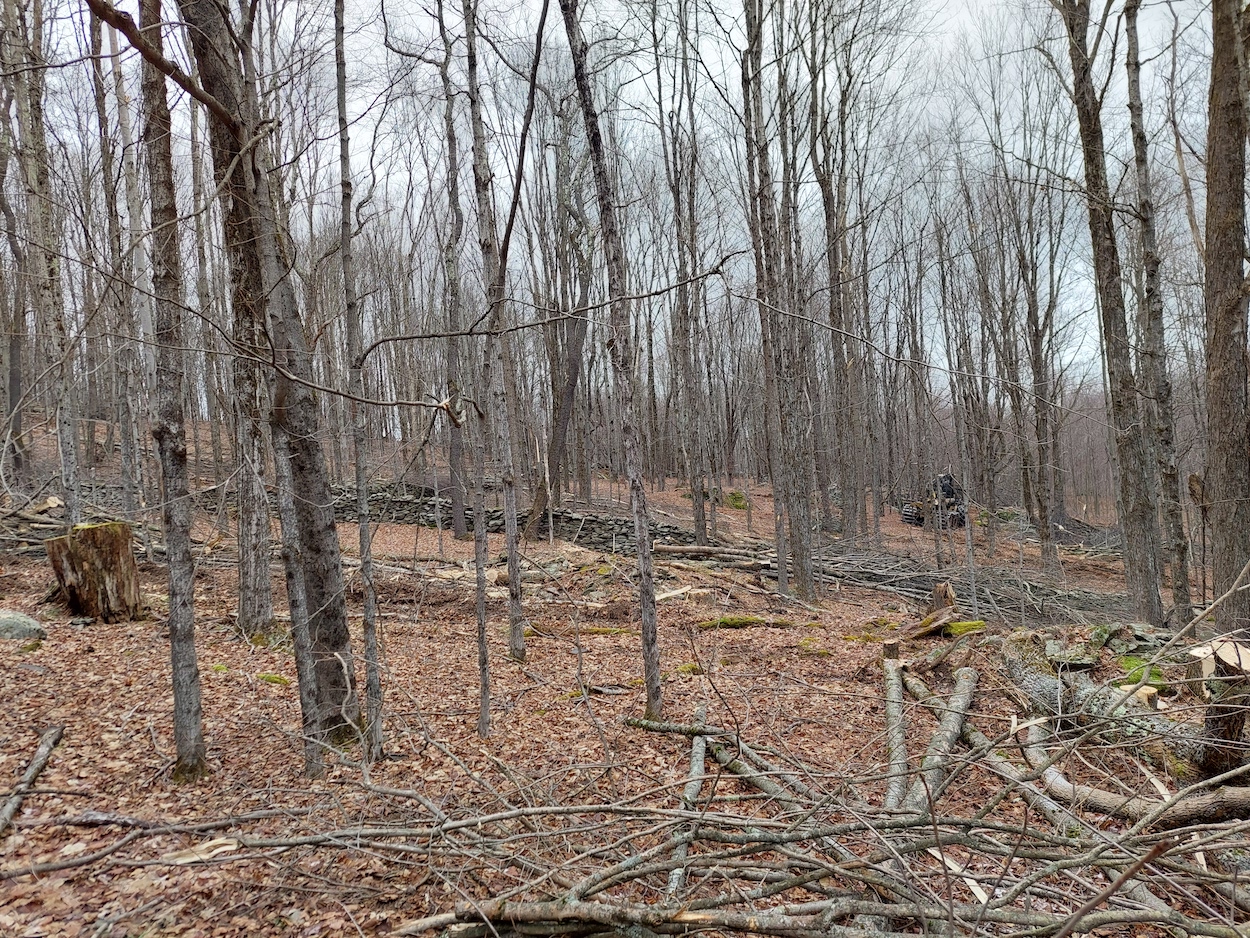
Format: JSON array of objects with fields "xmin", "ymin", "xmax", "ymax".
[
  {"xmin": 0, "ymin": 726, "xmax": 65, "ymax": 835},
  {"xmin": 666, "ymin": 706, "xmax": 708, "ymax": 898},
  {"xmin": 882, "ymin": 643, "xmax": 909, "ymax": 811}
]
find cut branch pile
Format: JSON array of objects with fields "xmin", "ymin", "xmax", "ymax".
[
  {"xmin": 654, "ymin": 542, "xmax": 1131, "ymax": 624},
  {"xmin": 8, "ymin": 639, "xmax": 1250, "ymax": 936},
  {"xmin": 366, "ymin": 654, "xmax": 1250, "ymax": 937}
]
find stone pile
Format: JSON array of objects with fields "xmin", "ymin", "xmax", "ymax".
[{"xmin": 329, "ymin": 484, "xmax": 701, "ymax": 554}]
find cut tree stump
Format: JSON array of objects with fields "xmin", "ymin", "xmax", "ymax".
[{"xmin": 44, "ymin": 522, "xmax": 141, "ymax": 622}]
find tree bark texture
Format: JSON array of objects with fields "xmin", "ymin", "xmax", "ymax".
[
  {"xmin": 1059, "ymin": 0, "xmax": 1163, "ymax": 624},
  {"xmin": 1204, "ymin": 0, "xmax": 1250, "ymax": 635},
  {"xmin": 560, "ymin": 0, "xmax": 663, "ymax": 720},
  {"xmin": 45, "ymin": 522, "xmax": 141, "ymax": 623},
  {"xmin": 463, "ymin": 0, "xmax": 526, "ymax": 662},
  {"xmin": 141, "ymin": 0, "xmax": 207, "ymax": 782},
  {"xmin": 1, "ymin": 0, "xmax": 79, "ymax": 522},
  {"xmin": 1126, "ymin": 0, "xmax": 1192, "ymax": 625},
  {"xmin": 175, "ymin": 0, "xmax": 358, "ymax": 736},
  {"xmin": 434, "ymin": 0, "xmax": 469, "ymax": 541},
  {"xmin": 336, "ymin": 0, "xmax": 382, "ymax": 763},
  {"xmin": 270, "ymin": 419, "xmax": 326, "ymax": 777}
]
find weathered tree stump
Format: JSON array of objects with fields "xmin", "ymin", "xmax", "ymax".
[{"xmin": 44, "ymin": 522, "xmax": 141, "ymax": 622}]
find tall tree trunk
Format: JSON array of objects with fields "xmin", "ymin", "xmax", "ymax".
[
  {"xmin": 108, "ymin": 24, "xmax": 148, "ymax": 521},
  {"xmin": 141, "ymin": 0, "xmax": 207, "ymax": 782},
  {"xmin": 162, "ymin": 0, "xmax": 359, "ymax": 737},
  {"xmin": 560, "ymin": 0, "xmax": 663, "ymax": 720},
  {"xmin": 434, "ymin": 0, "xmax": 469, "ymax": 541},
  {"xmin": 525, "ymin": 129, "xmax": 592, "ymax": 540},
  {"xmin": 0, "ymin": 91, "xmax": 27, "ymax": 482},
  {"xmin": 270, "ymin": 419, "xmax": 326, "ymax": 777},
  {"xmin": 741, "ymin": 0, "xmax": 813, "ymax": 597},
  {"xmin": 2, "ymin": 0, "xmax": 79, "ymax": 521},
  {"xmin": 336, "ymin": 0, "xmax": 381, "ymax": 762},
  {"xmin": 462, "ymin": 0, "xmax": 528, "ymax": 662},
  {"xmin": 1126, "ymin": 0, "xmax": 1192, "ymax": 625},
  {"xmin": 1204, "ymin": 0, "xmax": 1250, "ymax": 636},
  {"xmin": 739, "ymin": 31, "xmax": 788, "ymax": 595},
  {"xmin": 1058, "ymin": 0, "xmax": 1163, "ymax": 624}
]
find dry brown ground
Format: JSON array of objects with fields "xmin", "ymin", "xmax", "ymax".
[{"xmin": 0, "ymin": 484, "xmax": 1172, "ymax": 938}]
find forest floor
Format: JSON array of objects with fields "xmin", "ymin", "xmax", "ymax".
[{"xmin": 0, "ymin": 484, "xmax": 1212, "ymax": 937}]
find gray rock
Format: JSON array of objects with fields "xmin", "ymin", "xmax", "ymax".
[{"xmin": 0, "ymin": 611, "xmax": 47, "ymax": 640}]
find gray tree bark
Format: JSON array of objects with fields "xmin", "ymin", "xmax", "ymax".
[
  {"xmin": 560, "ymin": 0, "xmax": 663, "ymax": 720},
  {"xmin": 166, "ymin": 0, "xmax": 359, "ymax": 737},
  {"xmin": 1057, "ymin": 0, "xmax": 1163, "ymax": 624},
  {"xmin": 462, "ymin": 0, "xmax": 527, "ymax": 663},
  {"xmin": 140, "ymin": 0, "xmax": 207, "ymax": 783},
  {"xmin": 337, "ymin": 0, "xmax": 381, "ymax": 762},
  {"xmin": 1204, "ymin": 0, "xmax": 1250, "ymax": 636},
  {"xmin": 1125, "ymin": 0, "xmax": 1192, "ymax": 625},
  {"xmin": 1, "ymin": 0, "xmax": 79, "ymax": 522}
]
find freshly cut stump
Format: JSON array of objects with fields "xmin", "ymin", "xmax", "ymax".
[{"xmin": 44, "ymin": 522, "xmax": 141, "ymax": 622}]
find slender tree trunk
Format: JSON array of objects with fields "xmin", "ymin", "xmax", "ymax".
[
  {"xmin": 462, "ymin": 0, "xmax": 527, "ymax": 662},
  {"xmin": 560, "ymin": 0, "xmax": 663, "ymax": 720},
  {"xmin": 473, "ymin": 421, "xmax": 491, "ymax": 737},
  {"xmin": 526, "ymin": 131, "xmax": 593, "ymax": 538},
  {"xmin": 270, "ymin": 419, "xmax": 325, "ymax": 776},
  {"xmin": 141, "ymin": 0, "xmax": 207, "ymax": 782},
  {"xmin": 336, "ymin": 0, "xmax": 381, "ymax": 762},
  {"xmin": 1126, "ymin": 0, "xmax": 1192, "ymax": 624},
  {"xmin": 1058, "ymin": 0, "xmax": 1163, "ymax": 624},
  {"xmin": 739, "ymin": 32, "xmax": 788, "ymax": 595},
  {"xmin": 434, "ymin": 1, "xmax": 469, "ymax": 541},
  {"xmin": 2, "ymin": 0, "xmax": 79, "ymax": 521},
  {"xmin": 741, "ymin": 0, "xmax": 813, "ymax": 597},
  {"xmin": 0, "ymin": 87, "xmax": 27, "ymax": 482}
]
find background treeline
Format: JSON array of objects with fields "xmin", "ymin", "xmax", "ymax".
[{"xmin": 0, "ymin": 0, "xmax": 1234, "ymax": 626}]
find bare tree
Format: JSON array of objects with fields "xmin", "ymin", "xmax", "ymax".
[
  {"xmin": 1125, "ymin": 0, "xmax": 1191, "ymax": 624},
  {"xmin": 462, "ymin": 0, "xmax": 531, "ymax": 664},
  {"xmin": 560, "ymin": 0, "xmax": 662, "ymax": 719},
  {"xmin": 1203, "ymin": 0, "xmax": 1249, "ymax": 636},
  {"xmin": 337, "ymin": 0, "xmax": 382, "ymax": 761},
  {"xmin": 1055, "ymin": 0, "xmax": 1163, "ymax": 624},
  {"xmin": 1, "ymin": 0, "xmax": 79, "ymax": 521},
  {"xmin": 140, "ymin": 0, "xmax": 206, "ymax": 782},
  {"xmin": 91, "ymin": 0, "xmax": 363, "ymax": 737}
]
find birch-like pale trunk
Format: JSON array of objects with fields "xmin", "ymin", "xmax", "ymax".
[{"xmin": 2, "ymin": 0, "xmax": 79, "ymax": 522}]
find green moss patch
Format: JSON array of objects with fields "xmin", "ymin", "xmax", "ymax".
[
  {"xmin": 696, "ymin": 615, "xmax": 774, "ymax": 630},
  {"xmin": 947, "ymin": 620, "xmax": 986, "ymax": 636},
  {"xmin": 1118, "ymin": 655, "xmax": 1166, "ymax": 688}
]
